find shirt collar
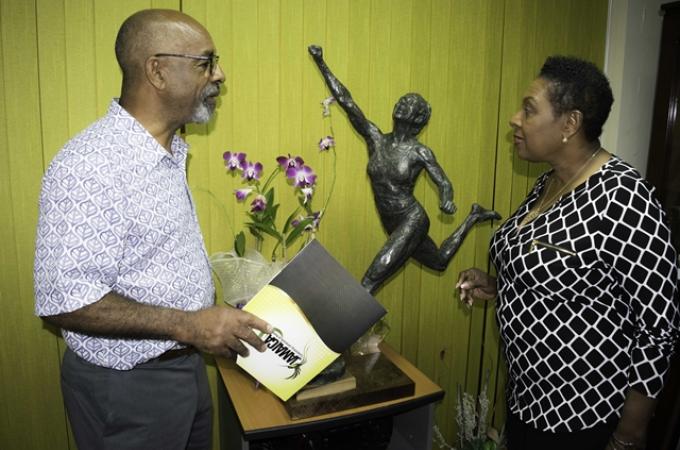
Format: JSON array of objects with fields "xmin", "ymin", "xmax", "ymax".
[{"xmin": 107, "ymin": 99, "xmax": 189, "ymax": 168}]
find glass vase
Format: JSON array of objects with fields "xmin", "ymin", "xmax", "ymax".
[{"xmin": 210, "ymin": 249, "xmax": 285, "ymax": 308}]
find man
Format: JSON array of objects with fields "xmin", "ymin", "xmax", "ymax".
[{"xmin": 34, "ymin": 9, "xmax": 271, "ymax": 450}]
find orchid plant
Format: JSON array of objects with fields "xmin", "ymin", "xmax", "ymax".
[{"xmin": 222, "ymin": 97, "xmax": 338, "ymax": 262}]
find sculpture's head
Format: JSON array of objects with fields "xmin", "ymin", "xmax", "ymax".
[{"xmin": 393, "ymin": 93, "xmax": 431, "ymax": 132}]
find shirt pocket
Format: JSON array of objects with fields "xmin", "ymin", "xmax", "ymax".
[
  {"xmin": 515, "ymin": 239, "xmax": 599, "ymax": 301},
  {"xmin": 528, "ymin": 239, "xmax": 581, "ymax": 267}
]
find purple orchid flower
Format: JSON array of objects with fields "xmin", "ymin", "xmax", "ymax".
[
  {"xmin": 242, "ymin": 161, "xmax": 263, "ymax": 181},
  {"xmin": 310, "ymin": 211, "xmax": 321, "ymax": 229},
  {"xmin": 318, "ymin": 136, "xmax": 335, "ymax": 151},
  {"xmin": 286, "ymin": 165, "xmax": 316, "ymax": 187},
  {"xmin": 250, "ymin": 194, "xmax": 267, "ymax": 213},
  {"xmin": 276, "ymin": 154, "xmax": 304, "ymax": 170},
  {"xmin": 234, "ymin": 187, "xmax": 254, "ymax": 201},
  {"xmin": 300, "ymin": 186, "xmax": 314, "ymax": 204},
  {"xmin": 293, "ymin": 211, "xmax": 322, "ymax": 231},
  {"xmin": 223, "ymin": 151, "xmax": 247, "ymax": 172}
]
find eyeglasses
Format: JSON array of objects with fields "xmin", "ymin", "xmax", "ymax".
[{"xmin": 154, "ymin": 53, "xmax": 220, "ymax": 75}]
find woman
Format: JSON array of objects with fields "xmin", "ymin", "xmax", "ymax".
[{"xmin": 457, "ymin": 56, "xmax": 679, "ymax": 450}]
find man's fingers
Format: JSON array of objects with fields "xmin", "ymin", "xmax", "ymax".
[
  {"xmin": 233, "ymin": 311, "xmax": 271, "ymax": 353},
  {"xmin": 229, "ymin": 338, "xmax": 250, "ymax": 357},
  {"xmin": 240, "ymin": 328, "xmax": 267, "ymax": 352},
  {"xmin": 249, "ymin": 316, "xmax": 273, "ymax": 335}
]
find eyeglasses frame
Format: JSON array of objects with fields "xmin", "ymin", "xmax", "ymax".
[{"xmin": 153, "ymin": 52, "xmax": 220, "ymax": 75}]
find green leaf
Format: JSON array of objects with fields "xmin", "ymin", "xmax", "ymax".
[
  {"xmin": 265, "ymin": 187, "xmax": 275, "ymax": 206},
  {"xmin": 268, "ymin": 203, "xmax": 280, "ymax": 222},
  {"xmin": 248, "ymin": 227, "xmax": 263, "ymax": 240},
  {"xmin": 234, "ymin": 231, "xmax": 246, "ymax": 257},
  {"xmin": 283, "ymin": 208, "xmax": 301, "ymax": 233},
  {"xmin": 482, "ymin": 441, "xmax": 496, "ymax": 450},
  {"xmin": 285, "ymin": 217, "xmax": 313, "ymax": 246},
  {"xmin": 247, "ymin": 221, "xmax": 283, "ymax": 242},
  {"xmin": 246, "ymin": 212, "xmax": 261, "ymax": 222}
]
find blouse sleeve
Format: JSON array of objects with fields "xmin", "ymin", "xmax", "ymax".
[{"xmin": 600, "ymin": 174, "xmax": 680, "ymax": 398}]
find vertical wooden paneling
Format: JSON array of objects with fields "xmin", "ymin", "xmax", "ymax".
[
  {"xmin": 438, "ymin": 1, "xmax": 506, "ymax": 438},
  {"xmin": 301, "ymin": 0, "xmax": 327, "ymax": 159},
  {"xmin": 202, "ymin": 0, "xmax": 238, "ymax": 256},
  {"xmin": 0, "ymin": 0, "xmax": 609, "ymax": 448},
  {"xmin": 0, "ymin": 0, "xmax": 67, "ymax": 448},
  {"xmin": 63, "ymin": 0, "xmax": 97, "ymax": 144},
  {"xmin": 316, "ymin": 0, "xmax": 354, "ymax": 276},
  {"xmin": 334, "ymin": 0, "xmax": 371, "ymax": 281}
]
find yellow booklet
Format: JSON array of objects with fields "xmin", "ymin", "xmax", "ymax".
[{"xmin": 237, "ymin": 240, "xmax": 385, "ymax": 401}]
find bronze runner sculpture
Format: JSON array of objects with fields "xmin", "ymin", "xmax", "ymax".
[{"xmin": 309, "ymin": 45, "xmax": 501, "ymax": 294}]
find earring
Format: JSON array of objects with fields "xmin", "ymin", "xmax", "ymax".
[{"xmin": 562, "ymin": 136, "xmax": 568, "ymax": 144}]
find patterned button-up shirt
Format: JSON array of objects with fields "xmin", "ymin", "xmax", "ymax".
[
  {"xmin": 34, "ymin": 100, "xmax": 215, "ymax": 370},
  {"xmin": 490, "ymin": 156, "xmax": 679, "ymax": 432}
]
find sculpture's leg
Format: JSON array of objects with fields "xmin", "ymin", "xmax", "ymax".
[
  {"xmin": 413, "ymin": 203, "xmax": 500, "ymax": 270},
  {"xmin": 440, "ymin": 203, "xmax": 500, "ymax": 262},
  {"xmin": 362, "ymin": 212, "xmax": 428, "ymax": 294}
]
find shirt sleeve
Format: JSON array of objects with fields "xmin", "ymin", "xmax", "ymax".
[
  {"xmin": 600, "ymin": 174, "xmax": 680, "ymax": 398},
  {"xmin": 34, "ymin": 149, "xmax": 126, "ymax": 316}
]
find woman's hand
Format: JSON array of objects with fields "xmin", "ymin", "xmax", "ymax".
[
  {"xmin": 604, "ymin": 388, "xmax": 656, "ymax": 449},
  {"xmin": 456, "ymin": 268, "xmax": 497, "ymax": 307}
]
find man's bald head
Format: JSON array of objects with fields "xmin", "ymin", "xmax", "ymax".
[{"xmin": 115, "ymin": 9, "xmax": 210, "ymax": 85}]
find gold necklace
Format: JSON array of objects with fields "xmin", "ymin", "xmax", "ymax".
[{"xmin": 517, "ymin": 147, "xmax": 602, "ymax": 229}]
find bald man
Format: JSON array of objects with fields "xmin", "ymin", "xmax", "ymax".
[{"xmin": 34, "ymin": 9, "xmax": 270, "ymax": 449}]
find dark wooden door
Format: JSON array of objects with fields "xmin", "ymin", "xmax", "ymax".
[{"xmin": 646, "ymin": 3, "xmax": 680, "ymax": 450}]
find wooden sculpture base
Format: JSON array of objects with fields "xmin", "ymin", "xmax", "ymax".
[{"xmin": 284, "ymin": 351, "xmax": 415, "ymax": 420}]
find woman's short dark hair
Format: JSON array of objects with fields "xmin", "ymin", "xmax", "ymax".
[{"xmin": 539, "ymin": 55, "xmax": 614, "ymax": 141}]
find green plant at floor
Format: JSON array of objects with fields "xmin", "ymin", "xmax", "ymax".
[{"xmin": 433, "ymin": 369, "xmax": 505, "ymax": 450}]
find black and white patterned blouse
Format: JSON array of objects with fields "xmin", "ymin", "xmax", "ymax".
[{"xmin": 490, "ymin": 156, "xmax": 680, "ymax": 433}]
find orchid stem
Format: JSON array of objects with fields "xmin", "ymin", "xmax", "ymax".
[
  {"xmin": 321, "ymin": 118, "xmax": 338, "ymax": 216},
  {"xmin": 261, "ymin": 167, "xmax": 281, "ymax": 193},
  {"xmin": 192, "ymin": 187, "xmax": 236, "ymax": 239}
]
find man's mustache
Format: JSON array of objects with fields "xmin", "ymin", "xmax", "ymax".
[{"xmin": 203, "ymin": 84, "xmax": 220, "ymax": 99}]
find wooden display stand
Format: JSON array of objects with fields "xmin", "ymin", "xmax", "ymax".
[
  {"xmin": 284, "ymin": 350, "xmax": 415, "ymax": 419},
  {"xmin": 216, "ymin": 343, "xmax": 444, "ymax": 450}
]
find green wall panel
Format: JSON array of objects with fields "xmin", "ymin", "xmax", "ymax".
[
  {"xmin": 0, "ymin": 0, "xmax": 66, "ymax": 448},
  {"xmin": 0, "ymin": 0, "xmax": 607, "ymax": 448}
]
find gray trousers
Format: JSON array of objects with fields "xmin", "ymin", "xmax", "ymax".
[{"xmin": 61, "ymin": 348, "xmax": 212, "ymax": 450}]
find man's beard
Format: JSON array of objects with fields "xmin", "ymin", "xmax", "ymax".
[{"xmin": 190, "ymin": 84, "xmax": 219, "ymax": 124}]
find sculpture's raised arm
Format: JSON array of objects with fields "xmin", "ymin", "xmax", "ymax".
[{"xmin": 308, "ymin": 45, "xmax": 381, "ymax": 149}]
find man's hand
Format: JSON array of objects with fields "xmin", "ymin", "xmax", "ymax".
[
  {"xmin": 180, "ymin": 306, "xmax": 273, "ymax": 357},
  {"xmin": 42, "ymin": 294, "xmax": 273, "ymax": 358},
  {"xmin": 456, "ymin": 268, "xmax": 497, "ymax": 307}
]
